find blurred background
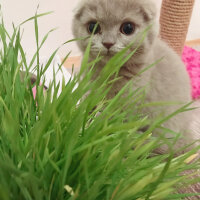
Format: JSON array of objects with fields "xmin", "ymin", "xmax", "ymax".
[{"xmin": 1, "ymin": 0, "xmax": 200, "ymax": 59}]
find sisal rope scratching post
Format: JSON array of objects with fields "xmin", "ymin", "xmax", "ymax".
[{"xmin": 160, "ymin": 0, "xmax": 195, "ymax": 55}]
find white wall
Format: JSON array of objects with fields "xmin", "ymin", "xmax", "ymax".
[
  {"xmin": 187, "ymin": 0, "xmax": 200, "ymax": 40},
  {"xmin": 1, "ymin": 0, "xmax": 200, "ymax": 58},
  {"xmin": 1, "ymin": 0, "xmax": 79, "ymax": 58}
]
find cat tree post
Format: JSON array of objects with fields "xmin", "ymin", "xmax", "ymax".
[{"xmin": 160, "ymin": 0, "xmax": 195, "ymax": 55}]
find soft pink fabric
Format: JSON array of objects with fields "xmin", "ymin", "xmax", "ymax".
[{"xmin": 182, "ymin": 46, "xmax": 200, "ymax": 99}]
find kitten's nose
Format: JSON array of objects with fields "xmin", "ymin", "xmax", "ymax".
[{"xmin": 102, "ymin": 42, "xmax": 114, "ymax": 50}]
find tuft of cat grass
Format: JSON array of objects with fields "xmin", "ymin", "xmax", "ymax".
[{"xmin": 0, "ymin": 12, "xmax": 199, "ymax": 200}]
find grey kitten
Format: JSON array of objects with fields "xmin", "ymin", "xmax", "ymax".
[{"xmin": 72, "ymin": 0, "xmax": 199, "ymax": 151}]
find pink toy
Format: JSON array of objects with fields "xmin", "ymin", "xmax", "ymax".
[
  {"xmin": 32, "ymin": 86, "xmax": 37, "ymax": 99},
  {"xmin": 32, "ymin": 85, "xmax": 47, "ymax": 99},
  {"xmin": 182, "ymin": 46, "xmax": 200, "ymax": 99}
]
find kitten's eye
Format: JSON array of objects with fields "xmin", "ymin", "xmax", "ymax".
[
  {"xmin": 87, "ymin": 21, "xmax": 101, "ymax": 34},
  {"xmin": 120, "ymin": 22, "xmax": 135, "ymax": 35}
]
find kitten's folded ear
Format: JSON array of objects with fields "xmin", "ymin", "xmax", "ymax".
[
  {"xmin": 73, "ymin": 6, "xmax": 83, "ymax": 20},
  {"xmin": 73, "ymin": 0, "xmax": 87, "ymax": 19},
  {"xmin": 139, "ymin": 1, "xmax": 157, "ymax": 22}
]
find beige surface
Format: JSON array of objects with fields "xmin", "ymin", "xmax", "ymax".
[
  {"xmin": 186, "ymin": 39, "xmax": 200, "ymax": 47},
  {"xmin": 64, "ymin": 56, "xmax": 81, "ymax": 73}
]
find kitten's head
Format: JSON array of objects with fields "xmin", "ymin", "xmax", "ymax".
[{"xmin": 73, "ymin": 0, "xmax": 158, "ymax": 60}]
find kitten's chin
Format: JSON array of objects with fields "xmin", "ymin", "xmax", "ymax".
[{"xmin": 101, "ymin": 50, "xmax": 116, "ymax": 58}]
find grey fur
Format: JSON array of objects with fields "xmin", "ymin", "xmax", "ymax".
[{"xmin": 72, "ymin": 0, "xmax": 199, "ymax": 151}]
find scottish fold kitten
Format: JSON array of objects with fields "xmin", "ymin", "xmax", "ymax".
[{"xmin": 72, "ymin": 0, "xmax": 199, "ymax": 151}]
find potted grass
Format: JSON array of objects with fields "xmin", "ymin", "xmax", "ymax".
[{"xmin": 0, "ymin": 12, "xmax": 199, "ymax": 200}]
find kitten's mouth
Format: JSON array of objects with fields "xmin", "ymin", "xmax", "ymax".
[
  {"xmin": 92, "ymin": 49, "xmax": 115, "ymax": 57},
  {"xmin": 106, "ymin": 51, "xmax": 111, "ymax": 56},
  {"xmin": 105, "ymin": 50, "xmax": 114, "ymax": 57}
]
